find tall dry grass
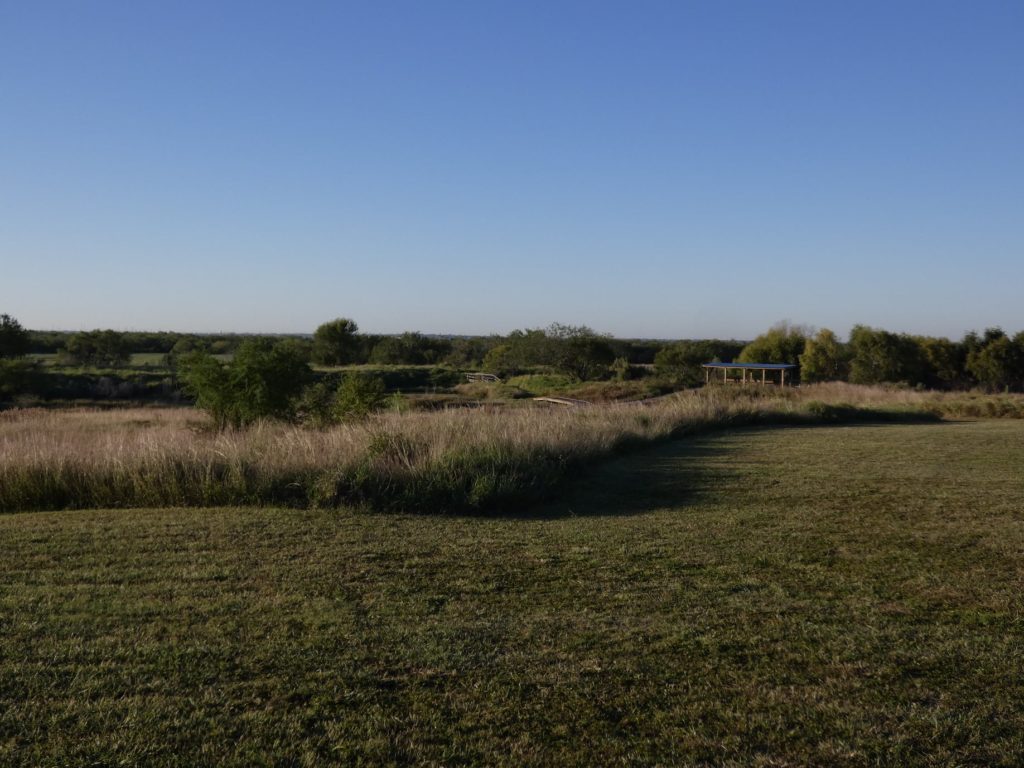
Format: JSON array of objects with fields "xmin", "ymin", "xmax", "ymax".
[{"xmin": 2, "ymin": 383, "xmax": 1010, "ymax": 514}]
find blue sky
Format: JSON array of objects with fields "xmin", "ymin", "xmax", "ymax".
[{"xmin": 2, "ymin": 1, "xmax": 1022, "ymax": 339}]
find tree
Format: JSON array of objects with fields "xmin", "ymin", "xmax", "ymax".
[
  {"xmin": 312, "ymin": 318, "xmax": 360, "ymax": 366},
  {"xmin": 482, "ymin": 344, "xmax": 517, "ymax": 378},
  {"xmin": 915, "ymin": 336, "xmax": 966, "ymax": 389},
  {"xmin": 367, "ymin": 332, "xmax": 451, "ymax": 365},
  {"xmin": 847, "ymin": 325, "xmax": 928, "ymax": 385},
  {"xmin": 0, "ymin": 314, "xmax": 30, "ymax": 358},
  {"xmin": 738, "ymin": 323, "xmax": 808, "ymax": 367},
  {"xmin": 799, "ymin": 329, "xmax": 848, "ymax": 383},
  {"xmin": 164, "ymin": 336, "xmax": 209, "ymax": 367},
  {"xmin": 179, "ymin": 338, "xmax": 312, "ymax": 428},
  {"xmin": 557, "ymin": 333, "xmax": 615, "ymax": 381},
  {"xmin": 655, "ymin": 340, "xmax": 725, "ymax": 386},
  {"xmin": 494, "ymin": 323, "xmax": 615, "ymax": 381},
  {"xmin": 61, "ymin": 330, "xmax": 131, "ymax": 368},
  {"xmin": 966, "ymin": 329, "xmax": 1024, "ymax": 392}
]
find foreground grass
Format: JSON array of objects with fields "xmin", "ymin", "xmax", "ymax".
[{"xmin": 2, "ymin": 421, "xmax": 1023, "ymax": 765}]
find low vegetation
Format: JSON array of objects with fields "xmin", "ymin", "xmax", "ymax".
[
  {"xmin": 3, "ymin": 421, "xmax": 1023, "ymax": 765},
  {"xmin": 8, "ymin": 383, "xmax": 1020, "ymax": 515}
]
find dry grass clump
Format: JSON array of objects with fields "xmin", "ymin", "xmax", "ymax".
[{"xmin": 0, "ymin": 385, "xmax": 952, "ymax": 514}]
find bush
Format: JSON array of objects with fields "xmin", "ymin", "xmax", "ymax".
[
  {"xmin": 179, "ymin": 339, "xmax": 312, "ymax": 428},
  {"xmin": 333, "ymin": 373, "xmax": 388, "ymax": 420}
]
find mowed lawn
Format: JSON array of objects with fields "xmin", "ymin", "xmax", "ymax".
[{"xmin": 2, "ymin": 422, "xmax": 1023, "ymax": 766}]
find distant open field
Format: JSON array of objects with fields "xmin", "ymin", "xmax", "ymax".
[{"xmin": 2, "ymin": 420, "xmax": 1022, "ymax": 765}]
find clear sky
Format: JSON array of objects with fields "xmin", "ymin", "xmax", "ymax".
[{"xmin": 2, "ymin": 1, "xmax": 1022, "ymax": 340}]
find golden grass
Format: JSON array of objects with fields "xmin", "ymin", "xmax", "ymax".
[{"xmin": 2, "ymin": 384, "xmax": 1018, "ymax": 514}]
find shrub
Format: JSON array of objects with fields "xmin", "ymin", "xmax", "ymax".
[
  {"xmin": 333, "ymin": 373, "xmax": 388, "ymax": 420},
  {"xmin": 179, "ymin": 338, "xmax": 312, "ymax": 428}
]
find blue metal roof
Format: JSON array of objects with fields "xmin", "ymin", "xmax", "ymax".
[{"xmin": 701, "ymin": 362, "xmax": 796, "ymax": 369}]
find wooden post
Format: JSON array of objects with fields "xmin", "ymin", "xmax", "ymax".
[
  {"xmin": 762, "ymin": 368, "xmax": 766, "ymax": 385},
  {"xmin": 780, "ymin": 369, "xmax": 786, "ymax": 387},
  {"xmin": 705, "ymin": 367, "xmax": 709, "ymax": 384}
]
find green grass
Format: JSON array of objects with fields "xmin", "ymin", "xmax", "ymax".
[{"xmin": 3, "ymin": 421, "xmax": 1023, "ymax": 765}]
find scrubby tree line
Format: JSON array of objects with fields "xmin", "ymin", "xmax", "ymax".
[
  {"xmin": 310, "ymin": 318, "xmax": 669, "ymax": 373},
  {"xmin": 9, "ymin": 317, "xmax": 672, "ymax": 375},
  {"xmin": 27, "ymin": 330, "xmax": 253, "ymax": 357},
  {"xmin": 7, "ymin": 308, "xmax": 1024, "ymax": 418},
  {"xmin": 700, "ymin": 322, "xmax": 1024, "ymax": 392}
]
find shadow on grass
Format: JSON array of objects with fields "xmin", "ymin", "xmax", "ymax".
[{"xmin": 498, "ymin": 419, "xmax": 954, "ymax": 521}]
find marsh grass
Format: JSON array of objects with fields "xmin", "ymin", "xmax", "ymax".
[{"xmin": 2, "ymin": 384, "xmax": 1016, "ymax": 514}]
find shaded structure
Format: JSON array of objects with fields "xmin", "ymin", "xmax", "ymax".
[{"xmin": 702, "ymin": 362, "xmax": 797, "ymax": 387}]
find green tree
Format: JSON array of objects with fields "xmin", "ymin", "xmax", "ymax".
[
  {"xmin": 915, "ymin": 336, "xmax": 965, "ymax": 389},
  {"xmin": 558, "ymin": 333, "xmax": 615, "ymax": 381},
  {"xmin": 966, "ymin": 329, "xmax": 1024, "ymax": 392},
  {"xmin": 655, "ymin": 340, "xmax": 723, "ymax": 386},
  {"xmin": 312, "ymin": 318, "xmax": 360, "ymax": 366},
  {"xmin": 0, "ymin": 314, "xmax": 30, "ymax": 358},
  {"xmin": 368, "ymin": 332, "xmax": 451, "ymax": 365},
  {"xmin": 0, "ymin": 359, "xmax": 36, "ymax": 402},
  {"xmin": 847, "ymin": 325, "xmax": 927, "ymax": 385},
  {"xmin": 482, "ymin": 344, "xmax": 517, "ymax": 378},
  {"xmin": 164, "ymin": 336, "xmax": 209, "ymax": 367},
  {"xmin": 179, "ymin": 338, "xmax": 312, "ymax": 428},
  {"xmin": 498, "ymin": 324, "xmax": 615, "ymax": 381},
  {"xmin": 61, "ymin": 330, "xmax": 131, "ymax": 368},
  {"xmin": 738, "ymin": 323, "xmax": 808, "ymax": 366},
  {"xmin": 799, "ymin": 329, "xmax": 848, "ymax": 383},
  {"xmin": 333, "ymin": 373, "xmax": 388, "ymax": 420}
]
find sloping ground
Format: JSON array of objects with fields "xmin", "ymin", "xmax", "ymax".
[{"xmin": 2, "ymin": 421, "xmax": 1023, "ymax": 765}]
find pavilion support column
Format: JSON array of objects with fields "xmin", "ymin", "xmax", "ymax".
[
  {"xmin": 762, "ymin": 369, "xmax": 766, "ymax": 385},
  {"xmin": 781, "ymin": 369, "xmax": 786, "ymax": 387},
  {"xmin": 705, "ymin": 368, "xmax": 709, "ymax": 384}
]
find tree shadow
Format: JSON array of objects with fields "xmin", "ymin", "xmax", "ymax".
[
  {"xmin": 491, "ymin": 437, "xmax": 735, "ymax": 520},
  {"xmin": 494, "ymin": 420, "xmax": 956, "ymax": 520}
]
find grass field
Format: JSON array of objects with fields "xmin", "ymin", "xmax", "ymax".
[
  {"xmin": 3, "ymin": 420, "xmax": 1023, "ymax": 765},
  {"xmin": 3, "ymin": 384, "xmax": 969, "ymax": 515}
]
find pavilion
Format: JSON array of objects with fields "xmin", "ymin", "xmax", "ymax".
[{"xmin": 701, "ymin": 362, "xmax": 797, "ymax": 387}]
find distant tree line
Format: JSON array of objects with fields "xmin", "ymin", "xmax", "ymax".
[
  {"xmin": 310, "ymin": 318, "xmax": 668, "ymax": 373},
  {"xmin": 14, "ymin": 319, "xmax": 675, "ymax": 375},
  {"xmin": 6, "ymin": 309, "xmax": 1024, "ymax": 417},
  {"xmin": 26, "ymin": 330, "xmax": 256, "ymax": 356},
  {"xmin": 690, "ymin": 322, "xmax": 1024, "ymax": 392}
]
